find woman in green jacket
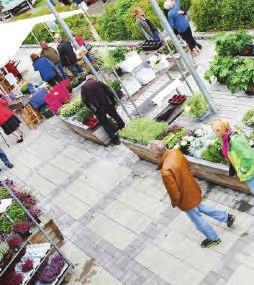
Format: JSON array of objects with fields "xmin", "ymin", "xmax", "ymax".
[{"xmin": 212, "ymin": 118, "xmax": 254, "ymax": 194}]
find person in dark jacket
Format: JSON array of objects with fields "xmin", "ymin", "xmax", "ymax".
[
  {"xmin": 135, "ymin": 7, "xmax": 160, "ymax": 41},
  {"xmin": 0, "ymin": 148, "xmax": 14, "ymax": 171},
  {"xmin": 81, "ymin": 74, "xmax": 125, "ymax": 145},
  {"xmin": 54, "ymin": 33, "xmax": 83, "ymax": 77},
  {"xmin": 165, "ymin": 0, "xmax": 202, "ymax": 55},
  {"xmin": 31, "ymin": 54, "xmax": 62, "ymax": 86},
  {"xmin": 149, "ymin": 140, "xmax": 236, "ymax": 248}
]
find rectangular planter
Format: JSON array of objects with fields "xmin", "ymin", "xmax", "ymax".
[
  {"xmin": 60, "ymin": 117, "xmax": 111, "ymax": 146},
  {"xmin": 121, "ymin": 139, "xmax": 249, "ymax": 193}
]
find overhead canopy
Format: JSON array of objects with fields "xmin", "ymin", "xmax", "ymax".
[{"xmin": 0, "ymin": 10, "xmax": 81, "ymax": 67}]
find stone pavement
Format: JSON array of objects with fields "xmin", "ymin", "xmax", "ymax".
[{"xmin": 0, "ymin": 115, "xmax": 254, "ymax": 285}]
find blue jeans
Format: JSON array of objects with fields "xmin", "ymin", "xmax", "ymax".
[
  {"xmin": 0, "ymin": 148, "xmax": 11, "ymax": 167},
  {"xmin": 186, "ymin": 203, "xmax": 228, "ymax": 241},
  {"xmin": 246, "ymin": 178, "xmax": 254, "ymax": 195},
  {"xmin": 55, "ymin": 62, "xmax": 68, "ymax": 79},
  {"xmin": 67, "ymin": 63, "xmax": 83, "ymax": 77},
  {"xmin": 152, "ymin": 31, "xmax": 160, "ymax": 41}
]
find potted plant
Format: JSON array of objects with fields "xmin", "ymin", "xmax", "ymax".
[
  {"xmin": 21, "ymin": 258, "xmax": 34, "ymax": 272},
  {"xmin": 184, "ymin": 93, "xmax": 209, "ymax": 121},
  {"xmin": 74, "ymin": 106, "xmax": 93, "ymax": 124},
  {"xmin": 242, "ymin": 108, "xmax": 254, "ymax": 127},
  {"xmin": 2, "ymin": 272, "xmax": 24, "ymax": 285},
  {"xmin": 7, "ymin": 234, "xmax": 22, "ymax": 251},
  {"xmin": 0, "ymin": 242, "xmax": 10, "ymax": 268},
  {"xmin": 13, "ymin": 221, "xmax": 32, "ymax": 238}
]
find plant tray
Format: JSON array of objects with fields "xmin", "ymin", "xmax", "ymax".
[{"xmin": 142, "ymin": 40, "xmax": 164, "ymax": 51}]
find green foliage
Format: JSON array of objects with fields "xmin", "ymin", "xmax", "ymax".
[
  {"xmin": 120, "ymin": 118, "xmax": 168, "ymax": 145},
  {"xmin": 205, "ymin": 56, "xmax": 244, "ymax": 83},
  {"xmin": 242, "ymin": 108, "xmax": 254, "ymax": 127},
  {"xmin": 74, "ymin": 107, "xmax": 93, "ymax": 123},
  {"xmin": 180, "ymin": 0, "xmax": 192, "ymax": 10},
  {"xmin": 0, "ymin": 187, "xmax": 9, "ymax": 199},
  {"xmin": 109, "ymin": 46, "xmax": 126, "ymax": 64},
  {"xmin": 109, "ymin": 80, "xmax": 121, "ymax": 92},
  {"xmin": 23, "ymin": 23, "xmax": 53, "ymax": 44},
  {"xmin": 0, "ymin": 242, "xmax": 9, "ymax": 261},
  {"xmin": 6, "ymin": 202, "xmax": 27, "ymax": 223},
  {"xmin": 184, "ymin": 93, "xmax": 209, "ymax": 118},
  {"xmin": 215, "ymin": 32, "xmax": 253, "ymax": 56},
  {"xmin": 163, "ymin": 128, "xmax": 186, "ymax": 149},
  {"xmin": 0, "ymin": 216, "xmax": 12, "ymax": 234},
  {"xmin": 226, "ymin": 58, "xmax": 254, "ymax": 93},
  {"xmin": 191, "ymin": 0, "xmax": 254, "ymax": 32},
  {"xmin": 60, "ymin": 98, "xmax": 85, "ymax": 118},
  {"xmin": 202, "ymin": 139, "xmax": 227, "ymax": 164}
]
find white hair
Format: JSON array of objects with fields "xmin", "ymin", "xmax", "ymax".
[
  {"xmin": 164, "ymin": 0, "xmax": 175, "ymax": 10},
  {"xmin": 149, "ymin": 140, "xmax": 167, "ymax": 156}
]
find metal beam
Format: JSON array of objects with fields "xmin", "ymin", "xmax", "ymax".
[{"xmin": 149, "ymin": 0, "xmax": 218, "ymax": 113}]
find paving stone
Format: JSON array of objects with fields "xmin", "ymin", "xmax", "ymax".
[
  {"xmin": 87, "ymin": 214, "xmax": 137, "ymax": 250},
  {"xmin": 38, "ymin": 164, "xmax": 68, "ymax": 185},
  {"xmin": 10, "ymin": 161, "xmax": 31, "ymax": 180},
  {"xmin": 27, "ymin": 173, "xmax": 56, "ymax": 196},
  {"xmin": 52, "ymin": 192, "xmax": 90, "ymax": 219},
  {"xmin": 136, "ymin": 244, "xmax": 204, "ymax": 285},
  {"xmin": 51, "ymin": 155, "xmax": 83, "ymax": 174},
  {"xmin": 226, "ymin": 265, "xmax": 254, "ymax": 285}
]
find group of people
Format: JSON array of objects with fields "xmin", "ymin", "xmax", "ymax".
[
  {"xmin": 135, "ymin": 0, "xmax": 201, "ymax": 55},
  {"xmin": 31, "ymin": 33, "xmax": 93, "ymax": 86},
  {"xmin": 149, "ymin": 118, "xmax": 254, "ymax": 248}
]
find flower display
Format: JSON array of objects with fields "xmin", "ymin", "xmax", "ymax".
[
  {"xmin": 13, "ymin": 221, "xmax": 32, "ymax": 236},
  {"xmin": 7, "ymin": 234, "xmax": 22, "ymax": 250},
  {"xmin": 21, "ymin": 258, "xmax": 33, "ymax": 272}
]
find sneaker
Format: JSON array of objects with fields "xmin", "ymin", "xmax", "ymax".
[
  {"xmin": 112, "ymin": 138, "xmax": 121, "ymax": 145},
  {"xmin": 201, "ymin": 239, "xmax": 221, "ymax": 248},
  {"xmin": 227, "ymin": 214, "xmax": 235, "ymax": 228},
  {"xmin": 7, "ymin": 163, "xmax": 14, "ymax": 169},
  {"xmin": 17, "ymin": 138, "xmax": 23, "ymax": 143}
]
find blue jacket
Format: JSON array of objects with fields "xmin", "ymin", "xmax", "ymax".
[
  {"xmin": 168, "ymin": 0, "xmax": 189, "ymax": 33},
  {"xmin": 33, "ymin": 57, "xmax": 57, "ymax": 82}
]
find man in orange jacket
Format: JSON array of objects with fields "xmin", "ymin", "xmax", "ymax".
[{"xmin": 149, "ymin": 140, "xmax": 236, "ymax": 248}]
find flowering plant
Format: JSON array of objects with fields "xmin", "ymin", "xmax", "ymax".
[
  {"xmin": 2, "ymin": 272, "xmax": 23, "ymax": 285},
  {"xmin": 7, "ymin": 234, "xmax": 22, "ymax": 250},
  {"xmin": 13, "ymin": 221, "xmax": 32, "ymax": 236},
  {"xmin": 21, "ymin": 258, "xmax": 33, "ymax": 272}
]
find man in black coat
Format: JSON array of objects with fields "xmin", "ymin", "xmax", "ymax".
[
  {"xmin": 81, "ymin": 74, "xmax": 125, "ymax": 145},
  {"xmin": 54, "ymin": 33, "xmax": 83, "ymax": 77}
]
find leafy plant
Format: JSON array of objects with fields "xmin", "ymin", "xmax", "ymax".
[
  {"xmin": 226, "ymin": 58, "xmax": 254, "ymax": 93},
  {"xmin": 7, "ymin": 234, "xmax": 22, "ymax": 250},
  {"xmin": 0, "ymin": 216, "xmax": 12, "ymax": 234},
  {"xmin": 13, "ymin": 221, "xmax": 32, "ymax": 236},
  {"xmin": 202, "ymin": 139, "xmax": 228, "ymax": 164},
  {"xmin": 21, "ymin": 259, "xmax": 33, "ymax": 272},
  {"xmin": 0, "ymin": 242, "xmax": 9, "ymax": 262},
  {"xmin": 74, "ymin": 107, "xmax": 93, "ymax": 123},
  {"xmin": 120, "ymin": 118, "xmax": 168, "ymax": 145},
  {"xmin": 242, "ymin": 108, "xmax": 254, "ymax": 127},
  {"xmin": 7, "ymin": 202, "xmax": 27, "ymax": 223},
  {"xmin": 0, "ymin": 186, "xmax": 9, "ymax": 199},
  {"xmin": 109, "ymin": 46, "xmax": 126, "ymax": 64},
  {"xmin": 108, "ymin": 80, "xmax": 121, "ymax": 92},
  {"xmin": 163, "ymin": 128, "xmax": 186, "ymax": 149},
  {"xmin": 184, "ymin": 93, "xmax": 209, "ymax": 118},
  {"xmin": 215, "ymin": 32, "xmax": 253, "ymax": 56},
  {"xmin": 60, "ymin": 98, "xmax": 85, "ymax": 118},
  {"xmin": 2, "ymin": 272, "xmax": 24, "ymax": 285}
]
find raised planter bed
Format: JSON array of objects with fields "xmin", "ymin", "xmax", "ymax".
[
  {"xmin": 60, "ymin": 117, "xmax": 111, "ymax": 146},
  {"xmin": 121, "ymin": 139, "xmax": 249, "ymax": 193}
]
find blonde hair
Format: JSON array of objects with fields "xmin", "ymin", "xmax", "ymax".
[
  {"xmin": 134, "ymin": 7, "xmax": 142, "ymax": 15},
  {"xmin": 212, "ymin": 118, "xmax": 231, "ymax": 132}
]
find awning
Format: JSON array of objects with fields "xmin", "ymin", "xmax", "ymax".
[{"xmin": 0, "ymin": 10, "xmax": 81, "ymax": 67}]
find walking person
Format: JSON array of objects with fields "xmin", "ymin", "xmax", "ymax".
[
  {"xmin": 81, "ymin": 74, "xmax": 125, "ymax": 145},
  {"xmin": 31, "ymin": 54, "xmax": 62, "ymax": 87},
  {"xmin": 164, "ymin": 0, "xmax": 202, "ymax": 55},
  {"xmin": 40, "ymin": 41, "xmax": 68, "ymax": 79},
  {"xmin": 149, "ymin": 141, "xmax": 235, "ymax": 248},
  {"xmin": 54, "ymin": 33, "xmax": 83, "ymax": 77},
  {"xmin": 0, "ymin": 96, "xmax": 23, "ymax": 143},
  {"xmin": 135, "ymin": 7, "xmax": 161, "ymax": 41},
  {"xmin": 212, "ymin": 118, "xmax": 254, "ymax": 195},
  {"xmin": 0, "ymin": 148, "xmax": 14, "ymax": 170}
]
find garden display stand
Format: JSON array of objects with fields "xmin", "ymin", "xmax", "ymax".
[
  {"xmin": 121, "ymin": 140, "xmax": 249, "ymax": 193},
  {"xmin": 0, "ymin": 181, "xmax": 74, "ymax": 285}
]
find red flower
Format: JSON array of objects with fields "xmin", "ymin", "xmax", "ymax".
[
  {"xmin": 7, "ymin": 234, "xmax": 22, "ymax": 249},
  {"xmin": 13, "ymin": 221, "xmax": 32, "ymax": 236},
  {"xmin": 21, "ymin": 258, "xmax": 33, "ymax": 272}
]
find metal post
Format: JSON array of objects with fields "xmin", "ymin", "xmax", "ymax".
[
  {"xmin": 149, "ymin": 0, "xmax": 217, "ymax": 113},
  {"xmin": 46, "ymin": 0, "xmax": 132, "ymax": 120}
]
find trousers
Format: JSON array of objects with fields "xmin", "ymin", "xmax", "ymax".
[
  {"xmin": 246, "ymin": 177, "xmax": 254, "ymax": 195},
  {"xmin": 0, "ymin": 148, "xmax": 11, "ymax": 166},
  {"xmin": 180, "ymin": 27, "xmax": 199, "ymax": 50}
]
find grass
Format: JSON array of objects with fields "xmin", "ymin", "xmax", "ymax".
[{"xmin": 12, "ymin": 0, "xmax": 78, "ymax": 21}]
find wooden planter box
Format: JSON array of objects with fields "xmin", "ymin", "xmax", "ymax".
[
  {"xmin": 122, "ymin": 139, "xmax": 249, "ymax": 193},
  {"xmin": 60, "ymin": 117, "xmax": 111, "ymax": 146}
]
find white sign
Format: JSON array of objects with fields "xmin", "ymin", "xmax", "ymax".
[{"xmin": 79, "ymin": 2, "xmax": 88, "ymax": 11}]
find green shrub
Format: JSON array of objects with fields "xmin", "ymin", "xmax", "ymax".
[
  {"xmin": 23, "ymin": 23, "xmax": 53, "ymax": 44},
  {"xmin": 242, "ymin": 108, "xmax": 254, "ymax": 127},
  {"xmin": 202, "ymin": 139, "xmax": 227, "ymax": 164},
  {"xmin": 191, "ymin": 0, "xmax": 254, "ymax": 32},
  {"xmin": 180, "ymin": 0, "xmax": 192, "ymax": 10},
  {"xmin": 184, "ymin": 93, "xmax": 209, "ymax": 118},
  {"xmin": 120, "ymin": 118, "xmax": 168, "ymax": 145},
  {"xmin": 215, "ymin": 32, "xmax": 253, "ymax": 56},
  {"xmin": 226, "ymin": 58, "xmax": 254, "ymax": 93}
]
